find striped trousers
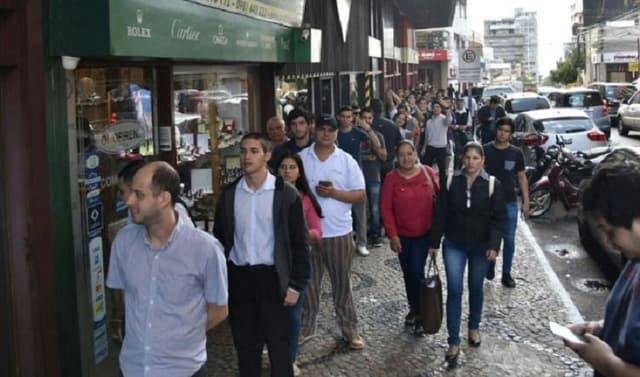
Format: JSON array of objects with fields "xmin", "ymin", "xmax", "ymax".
[{"xmin": 301, "ymin": 233, "xmax": 359, "ymax": 340}]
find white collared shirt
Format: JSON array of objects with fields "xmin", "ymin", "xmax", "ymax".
[
  {"xmin": 230, "ymin": 173, "xmax": 276, "ymax": 266},
  {"xmin": 299, "ymin": 144, "xmax": 366, "ymax": 238}
]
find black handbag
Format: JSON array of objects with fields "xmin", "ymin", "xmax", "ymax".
[{"xmin": 418, "ymin": 255, "xmax": 443, "ymax": 335}]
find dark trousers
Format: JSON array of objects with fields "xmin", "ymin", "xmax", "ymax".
[
  {"xmin": 120, "ymin": 363, "xmax": 206, "ymax": 377},
  {"xmin": 228, "ymin": 263, "xmax": 292, "ymax": 377},
  {"xmin": 424, "ymin": 146, "xmax": 448, "ymax": 186}
]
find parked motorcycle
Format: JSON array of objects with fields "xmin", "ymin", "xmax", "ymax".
[{"xmin": 528, "ymin": 136, "xmax": 608, "ymax": 218}]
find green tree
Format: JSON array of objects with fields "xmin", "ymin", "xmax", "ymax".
[{"xmin": 549, "ymin": 48, "xmax": 585, "ymax": 85}]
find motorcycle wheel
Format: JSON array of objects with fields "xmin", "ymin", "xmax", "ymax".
[{"xmin": 529, "ymin": 187, "xmax": 553, "ymax": 218}]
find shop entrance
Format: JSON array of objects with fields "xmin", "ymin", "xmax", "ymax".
[{"xmin": 69, "ymin": 65, "xmax": 157, "ymax": 377}]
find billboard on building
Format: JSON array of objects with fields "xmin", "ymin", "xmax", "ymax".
[{"xmin": 186, "ymin": 0, "xmax": 306, "ymax": 27}]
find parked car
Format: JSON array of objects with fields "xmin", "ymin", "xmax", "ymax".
[
  {"xmin": 481, "ymin": 85, "xmax": 516, "ymax": 103},
  {"xmin": 503, "ymin": 92, "xmax": 551, "ymax": 119},
  {"xmin": 512, "ymin": 108, "xmax": 609, "ymax": 166},
  {"xmin": 617, "ymin": 89, "xmax": 640, "ymax": 136},
  {"xmin": 577, "ymin": 147, "xmax": 640, "ymax": 280},
  {"xmin": 587, "ymin": 82, "xmax": 636, "ymax": 127},
  {"xmin": 551, "ymin": 88, "xmax": 611, "ymax": 138}
]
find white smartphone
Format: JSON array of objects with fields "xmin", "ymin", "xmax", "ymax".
[{"xmin": 549, "ymin": 321, "xmax": 586, "ymax": 344}]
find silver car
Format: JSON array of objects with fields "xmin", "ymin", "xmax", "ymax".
[
  {"xmin": 618, "ymin": 90, "xmax": 640, "ymax": 136},
  {"xmin": 513, "ymin": 108, "xmax": 609, "ymax": 166},
  {"xmin": 552, "ymin": 88, "xmax": 611, "ymax": 138},
  {"xmin": 503, "ymin": 92, "xmax": 551, "ymax": 119}
]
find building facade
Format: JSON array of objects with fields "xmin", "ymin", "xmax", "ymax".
[{"xmin": 484, "ymin": 8, "xmax": 538, "ymax": 85}]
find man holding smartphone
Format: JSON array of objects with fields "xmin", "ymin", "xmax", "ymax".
[
  {"xmin": 564, "ymin": 150, "xmax": 640, "ymax": 376},
  {"xmin": 477, "ymin": 96, "xmax": 506, "ymax": 145},
  {"xmin": 299, "ymin": 114, "xmax": 367, "ymax": 350}
]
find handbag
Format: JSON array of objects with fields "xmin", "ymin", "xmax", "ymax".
[{"xmin": 418, "ymin": 255, "xmax": 443, "ymax": 335}]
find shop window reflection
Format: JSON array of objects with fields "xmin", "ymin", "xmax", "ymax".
[{"xmin": 173, "ymin": 67, "xmax": 249, "ymax": 197}]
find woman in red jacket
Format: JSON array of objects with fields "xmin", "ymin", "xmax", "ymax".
[
  {"xmin": 277, "ymin": 152, "xmax": 323, "ymax": 376},
  {"xmin": 381, "ymin": 140, "xmax": 439, "ymax": 335}
]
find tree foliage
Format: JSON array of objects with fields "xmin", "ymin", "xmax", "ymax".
[{"xmin": 549, "ymin": 48, "xmax": 585, "ymax": 85}]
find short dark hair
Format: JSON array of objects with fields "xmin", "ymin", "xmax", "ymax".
[
  {"xmin": 582, "ymin": 149, "xmax": 640, "ymax": 229},
  {"xmin": 360, "ymin": 107, "xmax": 374, "ymax": 116},
  {"xmin": 489, "ymin": 96, "xmax": 501, "ymax": 104},
  {"xmin": 338, "ymin": 106, "xmax": 353, "ymax": 115},
  {"xmin": 496, "ymin": 117, "xmax": 515, "ymax": 133},
  {"xmin": 118, "ymin": 159, "xmax": 145, "ymax": 184},
  {"xmin": 286, "ymin": 107, "xmax": 312, "ymax": 126},
  {"xmin": 149, "ymin": 162, "xmax": 180, "ymax": 206},
  {"xmin": 241, "ymin": 132, "xmax": 271, "ymax": 152}
]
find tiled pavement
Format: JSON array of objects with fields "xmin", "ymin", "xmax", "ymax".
[{"xmin": 207, "ymin": 224, "xmax": 594, "ymax": 377}]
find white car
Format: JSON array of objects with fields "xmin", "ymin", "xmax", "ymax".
[
  {"xmin": 513, "ymin": 108, "xmax": 609, "ymax": 166},
  {"xmin": 503, "ymin": 92, "xmax": 551, "ymax": 119},
  {"xmin": 618, "ymin": 90, "xmax": 640, "ymax": 136}
]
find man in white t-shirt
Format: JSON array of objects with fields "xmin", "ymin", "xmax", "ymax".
[{"xmin": 299, "ymin": 113, "xmax": 367, "ymax": 350}]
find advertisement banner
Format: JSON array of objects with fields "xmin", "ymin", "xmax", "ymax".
[
  {"xmin": 186, "ymin": 0, "xmax": 305, "ymax": 27},
  {"xmin": 458, "ymin": 48, "xmax": 481, "ymax": 82},
  {"xmin": 418, "ymin": 49, "xmax": 448, "ymax": 61}
]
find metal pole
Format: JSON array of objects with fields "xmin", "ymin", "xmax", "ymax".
[{"xmin": 636, "ymin": 37, "xmax": 639, "ymax": 79}]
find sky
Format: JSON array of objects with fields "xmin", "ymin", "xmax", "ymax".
[{"xmin": 467, "ymin": 0, "xmax": 574, "ymax": 78}]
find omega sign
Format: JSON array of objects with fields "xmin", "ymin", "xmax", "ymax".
[{"xmin": 127, "ymin": 9, "xmax": 152, "ymax": 38}]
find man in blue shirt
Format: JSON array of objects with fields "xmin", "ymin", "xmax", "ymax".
[
  {"xmin": 565, "ymin": 150, "xmax": 640, "ymax": 376},
  {"xmin": 107, "ymin": 161, "xmax": 228, "ymax": 377},
  {"xmin": 214, "ymin": 133, "xmax": 310, "ymax": 377},
  {"xmin": 337, "ymin": 106, "xmax": 381, "ymax": 256}
]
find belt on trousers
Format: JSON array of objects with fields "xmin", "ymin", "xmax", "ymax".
[{"xmin": 229, "ymin": 262, "xmax": 275, "ymax": 272}]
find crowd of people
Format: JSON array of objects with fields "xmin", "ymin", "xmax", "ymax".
[{"xmin": 105, "ymin": 85, "xmax": 639, "ymax": 377}]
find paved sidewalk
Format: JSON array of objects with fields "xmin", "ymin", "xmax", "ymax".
[{"xmin": 207, "ymin": 224, "xmax": 594, "ymax": 376}]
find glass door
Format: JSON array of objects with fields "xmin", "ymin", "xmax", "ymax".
[{"xmin": 70, "ymin": 66, "xmax": 156, "ymax": 377}]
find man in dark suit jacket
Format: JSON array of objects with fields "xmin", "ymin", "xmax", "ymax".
[
  {"xmin": 214, "ymin": 133, "xmax": 310, "ymax": 377},
  {"xmin": 477, "ymin": 96, "xmax": 507, "ymax": 144}
]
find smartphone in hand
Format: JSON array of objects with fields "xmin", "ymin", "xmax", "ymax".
[
  {"xmin": 549, "ymin": 321, "xmax": 585, "ymax": 344},
  {"xmin": 318, "ymin": 180, "xmax": 332, "ymax": 187}
]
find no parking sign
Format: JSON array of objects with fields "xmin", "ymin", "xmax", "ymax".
[{"xmin": 458, "ymin": 48, "xmax": 481, "ymax": 82}]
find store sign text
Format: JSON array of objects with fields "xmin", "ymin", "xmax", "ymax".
[
  {"xmin": 171, "ymin": 19, "xmax": 201, "ymax": 41},
  {"xmin": 127, "ymin": 26, "xmax": 152, "ymax": 38}
]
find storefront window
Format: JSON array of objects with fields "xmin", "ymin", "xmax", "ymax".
[
  {"xmin": 276, "ymin": 77, "xmax": 310, "ymax": 117},
  {"xmin": 173, "ymin": 66, "xmax": 250, "ymax": 198},
  {"xmin": 73, "ymin": 66, "xmax": 155, "ymax": 370}
]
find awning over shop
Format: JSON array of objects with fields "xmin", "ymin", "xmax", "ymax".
[
  {"xmin": 50, "ymin": 0, "xmax": 318, "ymax": 63},
  {"xmin": 393, "ymin": 0, "xmax": 456, "ymax": 29}
]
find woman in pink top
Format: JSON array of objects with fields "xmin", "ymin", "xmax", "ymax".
[
  {"xmin": 277, "ymin": 152, "xmax": 322, "ymax": 376},
  {"xmin": 381, "ymin": 140, "xmax": 439, "ymax": 335}
]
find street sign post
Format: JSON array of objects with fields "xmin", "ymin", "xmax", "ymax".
[{"xmin": 458, "ymin": 48, "xmax": 481, "ymax": 83}]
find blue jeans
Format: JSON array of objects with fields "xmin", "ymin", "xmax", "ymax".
[
  {"xmin": 399, "ymin": 233, "xmax": 430, "ymax": 314},
  {"xmin": 288, "ymin": 290, "xmax": 305, "ymax": 363},
  {"xmin": 443, "ymin": 239, "xmax": 491, "ymax": 346},
  {"xmin": 366, "ymin": 181, "xmax": 381, "ymax": 240},
  {"xmin": 502, "ymin": 201, "xmax": 519, "ymax": 276}
]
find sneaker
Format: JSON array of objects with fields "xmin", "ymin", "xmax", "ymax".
[
  {"xmin": 349, "ymin": 335, "xmax": 366, "ymax": 350},
  {"xmin": 486, "ymin": 261, "xmax": 495, "ymax": 280},
  {"xmin": 404, "ymin": 311, "xmax": 416, "ymax": 327},
  {"xmin": 356, "ymin": 245, "xmax": 370, "ymax": 256},
  {"xmin": 502, "ymin": 273, "xmax": 516, "ymax": 288},
  {"xmin": 372, "ymin": 238, "xmax": 383, "ymax": 248},
  {"xmin": 293, "ymin": 363, "xmax": 302, "ymax": 377}
]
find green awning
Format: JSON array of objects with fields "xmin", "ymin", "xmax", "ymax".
[{"xmin": 51, "ymin": 0, "xmax": 316, "ymax": 63}]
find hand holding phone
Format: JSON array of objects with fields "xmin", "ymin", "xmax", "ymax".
[
  {"xmin": 550, "ymin": 321, "xmax": 585, "ymax": 344},
  {"xmin": 318, "ymin": 180, "xmax": 332, "ymax": 187}
]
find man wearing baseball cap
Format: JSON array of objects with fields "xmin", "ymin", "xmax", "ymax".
[{"xmin": 299, "ymin": 114, "xmax": 367, "ymax": 350}]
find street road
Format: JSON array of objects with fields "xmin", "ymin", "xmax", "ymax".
[{"xmin": 524, "ymin": 127, "xmax": 640, "ymax": 322}]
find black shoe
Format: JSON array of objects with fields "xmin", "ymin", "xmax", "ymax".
[
  {"xmin": 502, "ymin": 273, "xmax": 516, "ymax": 288},
  {"xmin": 404, "ymin": 311, "xmax": 416, "ymax": 327},
  {"xmin": 445, "ymin": 348, "xmax": 460, "ymax": 368},
  {"xmin": 486, "ymin": 261, "xmax": 496, "ymax": 280},
  {"xmin": 468, "ymin": 331, "xmax": 481, "ymax": 347}
]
